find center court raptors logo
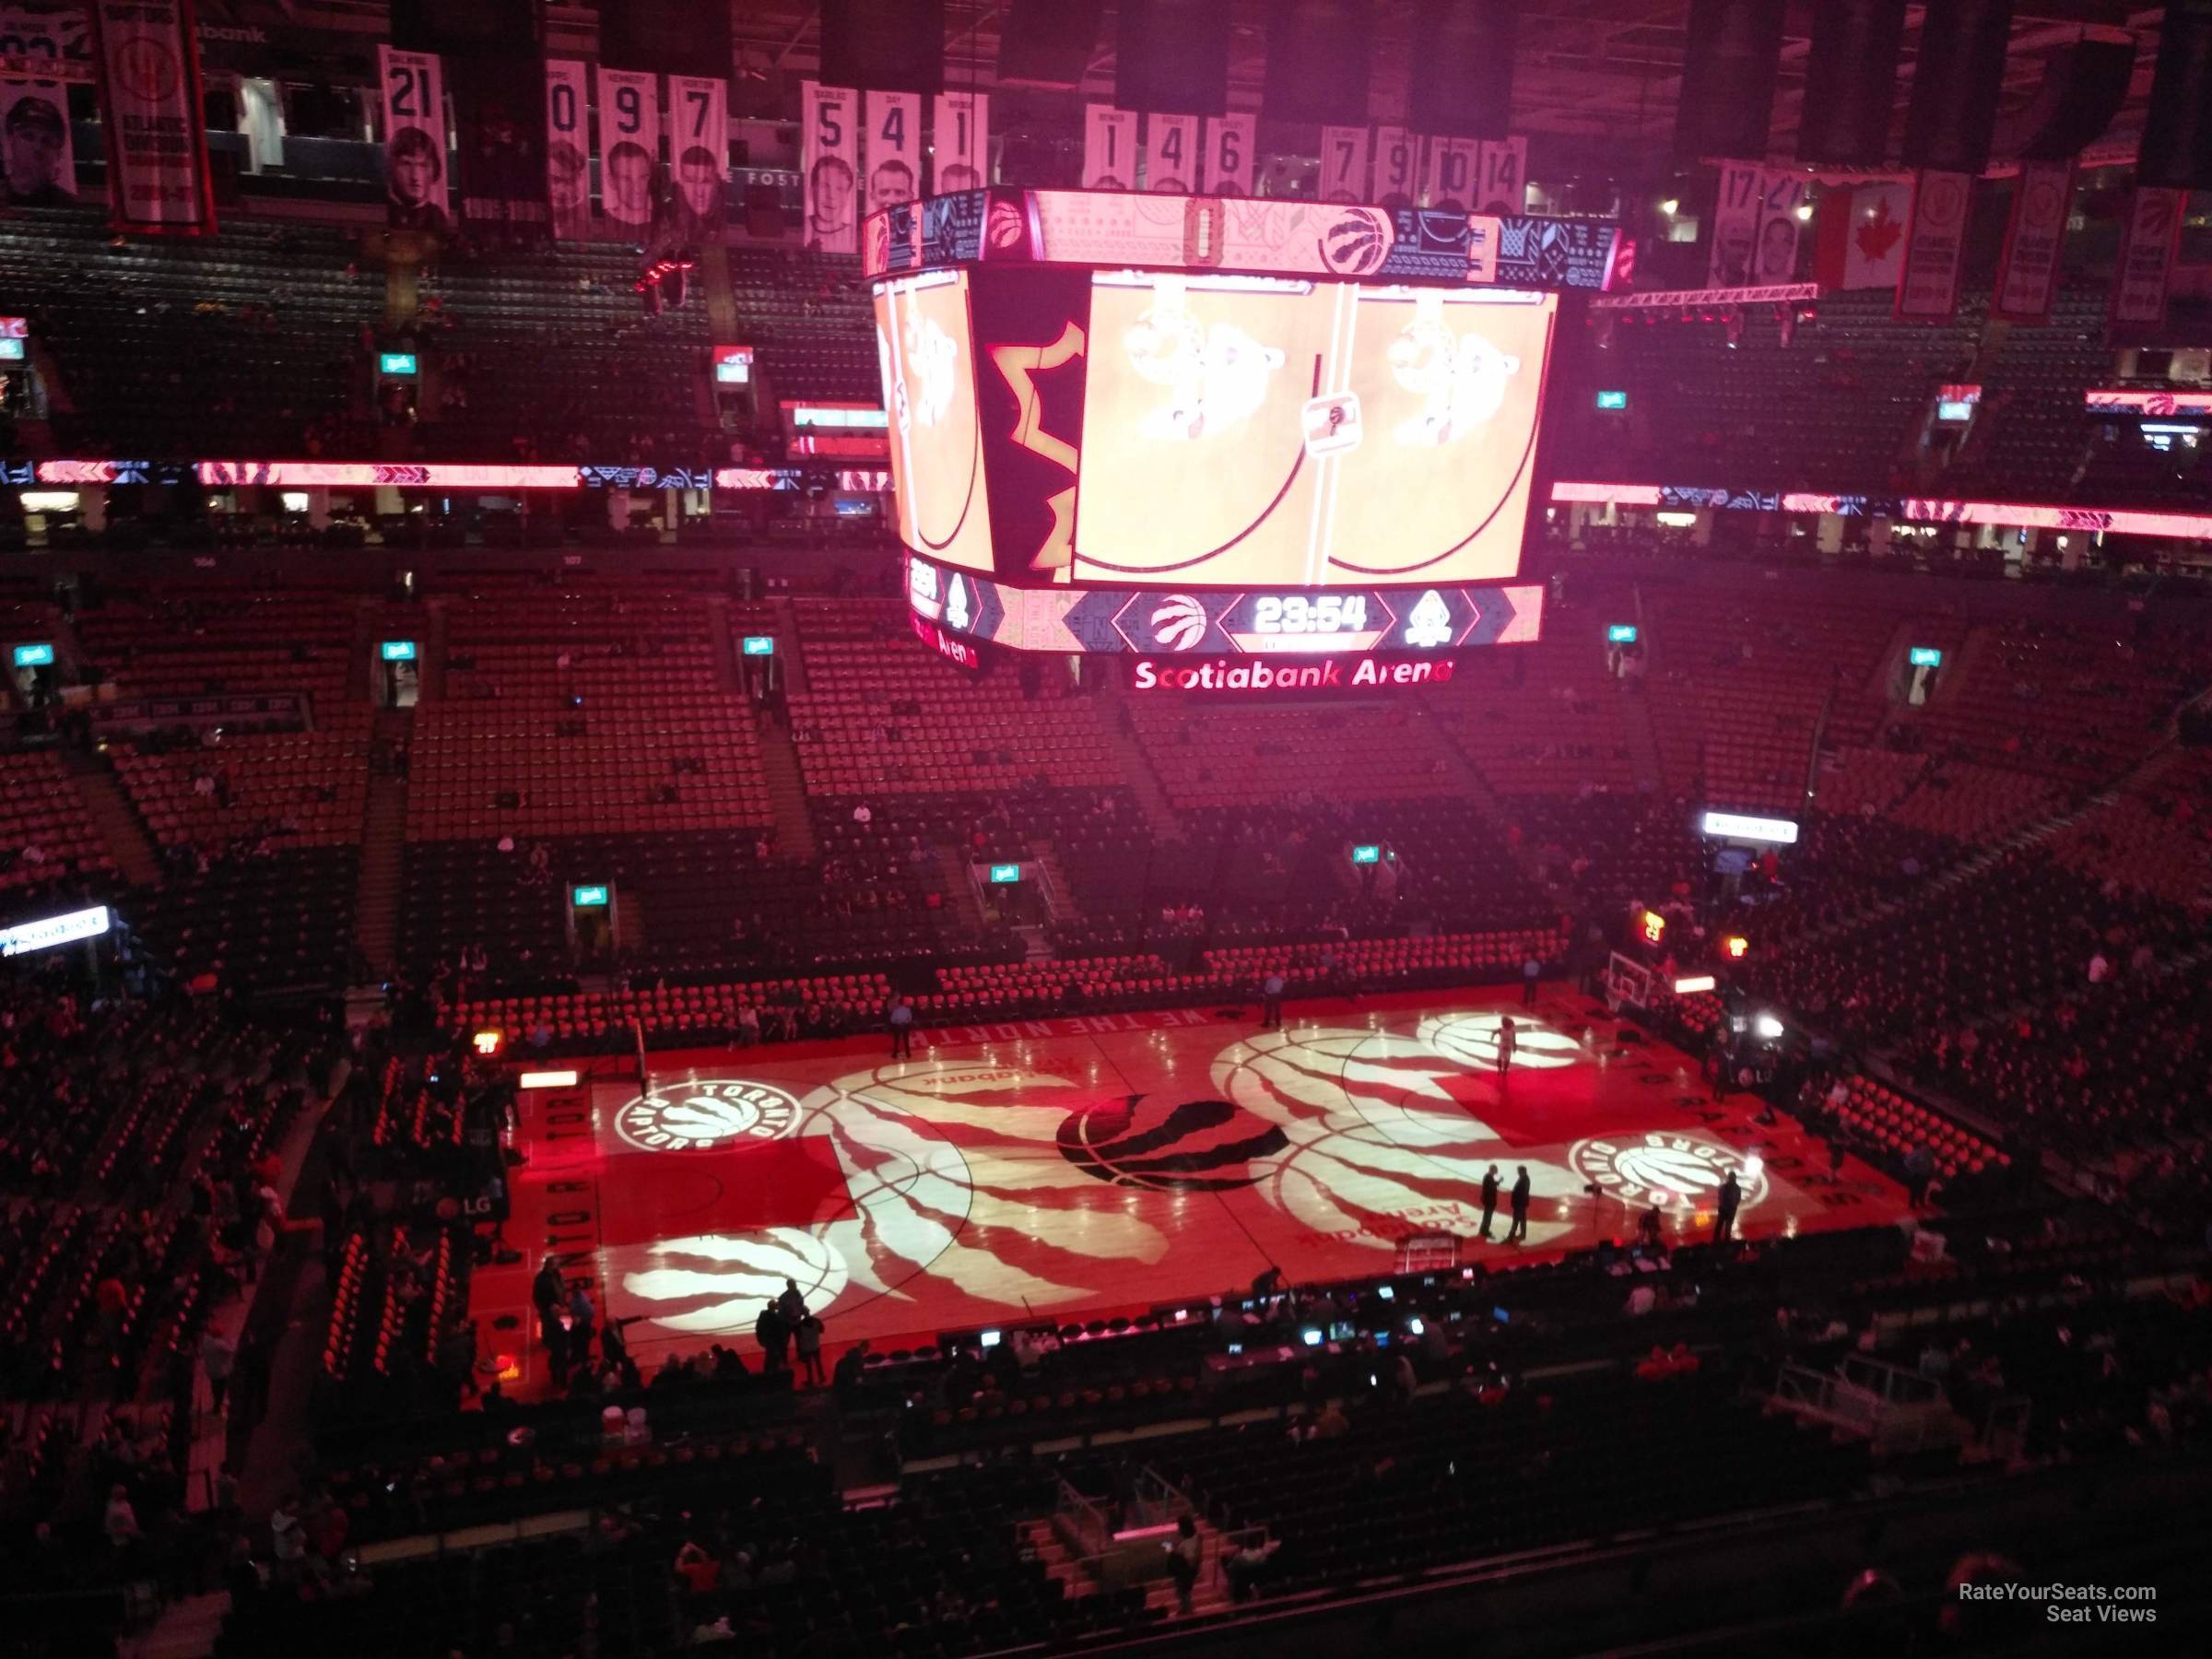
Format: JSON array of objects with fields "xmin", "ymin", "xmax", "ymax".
[
  {"xmin": 1418, "ymin": 1011, "xmax": 1581, "ymax": 1070},
  {"xmin": 1568, "ymin": 1133, "xmax": 1770, "ymax": 1213},
  {"xmin": 1057, "ymin": 1095, "xmax": 1290, "ymax": 1192},
  {"xmin": 615, "ymin": 1080, "xmax": 801, "ymax": 1153}
]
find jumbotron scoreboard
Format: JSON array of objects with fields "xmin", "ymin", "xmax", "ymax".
[{"xmin": 865, "ymin": 186, "xmax": 1625, "ymax": 681}]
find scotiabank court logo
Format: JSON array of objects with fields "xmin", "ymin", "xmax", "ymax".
[
  {"xmin": 616, "ymin": 1080, "xmax": 802, "ymax": 1153},
  {"xmin": 1130, "ymin": 656, "xmax": 1455, "ymax": 692}
]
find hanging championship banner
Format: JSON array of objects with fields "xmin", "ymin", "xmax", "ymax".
[
  {"xmin": 1145, "ymin": 112, "xmax": 1195, "ymax": 192},
  {"xmin": 1082, "ymin": 103, "xmax": 1134, "ymax": 189},
  {"xmin": 543, "ymin": 59, "xmax": 590, "ymax": 239},
  {"xmin": 1423, "ymin": 135, "xmax": 1477, "ymax": 211},
  {"xmin": 664, "ymin": 76, "xmax": 727, "ymax": 247},
  {"xmin": 1318, "ymin": 124, "xmax": 1369, "ymax": 201},
  {"xmin": 1750, "ymin": 169, "xmax": 1809, "ymax": 283},
  {"xmin": 595, "ymin": 66, "xmax": 658, "ymax": 234},
  {"xmin": 373, "ymin": 43, "xmax": 446, "ymax": 234},
  {"xmin": 93, "ymin": 0, "xmax": 214, "ymax": 233},
  {"xmin": 1991, "ymin": 160, "xmax": 2070, "ymax": 324},
  {"xmin": 0, "ymin": 75, "xmax": 74, "ymax": 207},
  {"xmin": 1204, "ymin": 111, "xmax": 1254, "ymax": 195},
  {"xmin": 802, "ymin": 81, "xmax": 859, "ymax": 252},
  {"xmin": 452, "ymin": 54, "xmax": 547, "ymax": 242},
  {"xmin": 1373, "ymin": 124, "xmax": 1416, "ymax": 210},
  {"xmin": 1706, "ymin": 160, "xmax": 1761, "ymax": 285},
  {"xmin": 2111, "ymin": 185, "xmax": 2185, "ymax": 330},
  {"xmin": 1896, "ymin": 170, "xmax": 1971, "ymax": 320},
  {"xmin": 864, "ymin": 89, "xmax": 920, "ymax": 215},
  {"xmin": 1476, "ymin": 135, "xmax": 1526, "ymax": 215},
  {"xmin": 932, "ymin": 90, "xmax": 987, "ymax": 193}
]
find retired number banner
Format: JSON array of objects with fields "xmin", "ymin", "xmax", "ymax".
[
  {"xmin": 665, "ymin": 75, "xmax": 727, "ymax": 244},
  {"xmin": 1424, "ymin": 135, "xmax": 1477, "ymax": 211},
  {"xmin": 543, "ymin": 59, "xmax": 589, "ymax": 239},
  {"xmin": 865, "ymin": 89, "xmax": 920, "ymax": 215},
  {"xmin": 1373, "ymin": 124, "xmax": 1415, "ymax": 210},
  {"xmin": 802, "ymin": 81, "xmax": 859, "ymax": 253},
  {"xmin": 94, "ymin": 0, "xmax": 215, "ymax": 233},
  {"xmin": 1082, "ymin": 103, "xmax": 1135, "ymax": 190},
  {"xmin": 1750, "ymin": 169, "xmax": 1809, "ymax": 283},
  {"xmin": 1318, "ymin": 124, "xmax": 1369, "ymax": 201},
  {"xmin": 1204, "ymin": 112, "xmax": 1255, "ymax": 195},
  {"xmin": 932, "ymin": 90, "xmax": 987, "ymax": 193},
  {"xmin": 595, "ymin": 66, "xmax": 657, "ymax": 234},
  {"xmin": 1477, "ymin": 135, "xmax": 1525, "ymax": 215},
  {"xmin": 377, "ymin": 44, "xmax": 447, "ymax": 234},
  {"xmin": 1146, "ymin": 112, "xmax": 1195, "ymax": 193},
  {"xmin": 1707, "ymin": 160, "xmax": 1761, "ymax": 286}
]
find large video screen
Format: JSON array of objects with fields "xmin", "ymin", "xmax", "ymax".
[
  {"xmin": 874, "ymin": 269, "xmax": 994, "ymax": 574},
  {"xmin": 873, "ymin": 265, "xmax": 1558, "ymax": 590},
  {"xmin": 1074, "ymin": 276, "xmax": 1554, "ymax": 588}
]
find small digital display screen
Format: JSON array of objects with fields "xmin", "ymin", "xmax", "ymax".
[
  {"xmin": 379, "ymin": 352, "xmax": 418, "ymax": 376},
  {"xmin": 571, "ymin": 885, "xmax": 610, "ymax": 908}
]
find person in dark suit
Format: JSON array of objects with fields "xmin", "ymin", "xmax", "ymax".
[
  {"xmin": 1506, "ymin": 1165, "xmax": 1532, "ymax": 1242},
  {"xmin": 1478, "ymin": 1164, "xmax": 1500, "ymax": 1239},
  {"xmin": 1715, "ymin": 1170, "xmax": 1741, "ymax": 1241},
  {"xmin": 532, "ymin": 1256, "xmax": 566, "ymax": 1369},
  {"xmin": 755, "ymin": 1301, "xmax": 789, "ymax": 1372}
]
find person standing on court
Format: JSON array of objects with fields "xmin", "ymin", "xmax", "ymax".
[
  {"xmin": 533, "ymin": 1256, "xmax": 567, "ymax": 1371},
  {"xmin": 1715, "ymin": 1170, "xmax": 1741, "ymax": 1241},
  {"xmin": 1521, "ymin": 952, "xmax": 1542, "ymax": 1006},
  {"xmin": 793, "ymin": 1312, "xmax": 827, "ymax": 1387},
  {"xmin": 1261, "ymin": 969, "xmax": 1286, "ymax": 1030},
  {"xmin": 1479, "ymin": 1164, "xmax": 1501, "ymax": 1240},
  {"xmin": 1506, "ymin": 1165, "xmax": 1532, "ymax": 1242},
  {"xmin": 756, "ymin": 1300, "xmax": 789, "ymax": 1372},
  {"xmin": 888, "ymin": 994, "xmax": 915, "ymax": 1059},
  {"xmin": 1495, "ymin": 1016, "xmax": 1517, "ymax": 1077}
]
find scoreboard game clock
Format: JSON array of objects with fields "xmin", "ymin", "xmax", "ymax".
[{"xmin": 869, "ymin": 184, "xmax": 1622, "ymax": 664}]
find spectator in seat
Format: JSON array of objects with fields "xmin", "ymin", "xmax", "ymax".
[
  {"xmin": 1168, "ymin": 1514, "xmax": 1202, "ymax": 1614},
  {"xmin": 832, "ymin": 1337, "xmax": 870, "ymax": 1394}
]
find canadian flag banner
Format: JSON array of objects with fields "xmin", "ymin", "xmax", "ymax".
[{"xmin": 1816, "ymin": 180, "xmax": 1911, "ymax": 291}]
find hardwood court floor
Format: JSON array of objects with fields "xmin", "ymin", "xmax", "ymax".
[{"xmin": 470, "ymin": 987, "xmax": 1907, "ymax": 1393}]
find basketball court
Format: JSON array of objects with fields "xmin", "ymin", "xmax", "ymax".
[{"xmin": 470, "ymin": 987, "xmax": 1909, "ymax": 1394}]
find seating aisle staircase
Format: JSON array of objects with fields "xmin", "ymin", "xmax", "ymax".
[
  {"xmin": 1016, "ymin": 1512, "xmax": 1235, "ymax": 1622},
  {"xmin": 352, "ymin": 707, "xmax": 411, "ymax": 980},
  {"xmin": 65, "ymin": 750, "xmax": 160, "ymax": 888},
  {"xmin": 1619, "ymin": 688, "xmax": 1666, "ymax": 794},
  {"xmin": 754, "ymin": 712, "xmax": 819, "ymax": 863},
  {"xmin": 1096, "ymin": 698, "xmax": 1185, "ymax": 846}
]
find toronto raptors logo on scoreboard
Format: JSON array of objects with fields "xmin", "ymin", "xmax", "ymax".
[
  {"xmin": 1567, "ymin": 1133, "xmax": 1770, "ymax": 1212},
  {"xmin": 615, "ymin": 1080, "xmax": 803, "ymax": 1153}
]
